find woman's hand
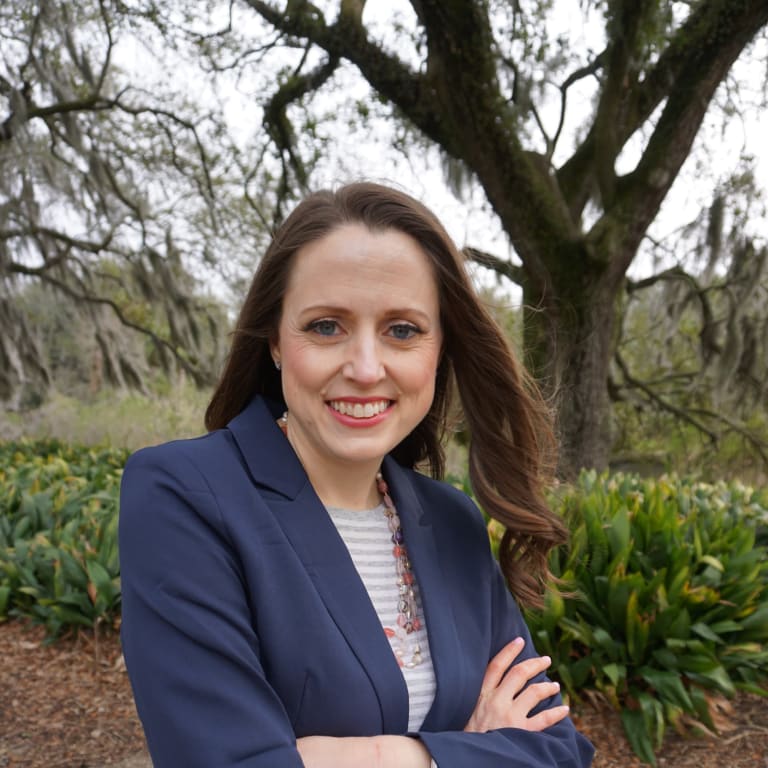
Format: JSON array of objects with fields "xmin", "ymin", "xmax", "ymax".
[{"xmin": 464, "ymin": 637, "xmax": 570, "ymax": 733}]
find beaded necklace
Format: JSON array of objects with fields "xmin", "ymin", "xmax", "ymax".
[
  {"xmin": 376, "ymin": 471, "xmax": 423, "ymax": 668},
  {"xmin": 277, "ymin": 411, "xmax": 424, "ymax": 668}
]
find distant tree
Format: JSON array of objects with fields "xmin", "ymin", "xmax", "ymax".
[
  {"xmin": 174, "ymin": 0, "xmax": 766, "ymax": 475},
  {"xmin": 14, "ymin": 259, "xmax": 230, "ymax": 408},
  {"xmin": 612, "ymin": 175, "xmax": 768, "ymax": 476},
  {"xmin": 0, "ymin": 0, "xmax": 270, "ymax": 408}
]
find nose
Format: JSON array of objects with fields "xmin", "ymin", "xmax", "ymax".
[{"xmin": 342, "ymin": 332, "xmax": 385, "ymax": 385}]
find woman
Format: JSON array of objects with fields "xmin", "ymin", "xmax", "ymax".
[{"xmin": 119, "ymin": 182, "xmax": 594, "ymax": 767}]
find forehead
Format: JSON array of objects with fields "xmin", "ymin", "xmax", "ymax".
[{"xmin": 284, "ymin": 224, "xmax": 439, "ymax": 304}]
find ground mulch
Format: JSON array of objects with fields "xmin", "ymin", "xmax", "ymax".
[{"xmin": 1, "ymin": 619, "xmax": 766, "ymax": 767}]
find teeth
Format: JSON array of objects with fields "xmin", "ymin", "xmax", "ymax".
[{"xmin": 330, "ymin": 400, "xmax": 390, "ymax": 418}]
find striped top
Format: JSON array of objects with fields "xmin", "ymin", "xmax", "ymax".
[{"xmin": 326, "ymin": 504, "xmax": 437, "ymax": 732}]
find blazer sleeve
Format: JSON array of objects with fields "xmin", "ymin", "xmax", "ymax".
[
  {"xmin": 119, "ymin": 445, "xmax": 305, "ymax": 768},
  {"xmin": 415, "ymin": 494, "xmax": 595, "ymax": 768}
]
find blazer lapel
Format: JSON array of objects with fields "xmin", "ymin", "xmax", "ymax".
[
  {"xmin": 227, "ymin": 397, "xmax": 409, "ymax": 733},
  {"xmin": 382, "ymin": 456, "xmax": 469, "ymax": 731}
]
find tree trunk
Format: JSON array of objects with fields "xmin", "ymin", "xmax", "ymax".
[
  {"xmin": 0, "ymin": 297, "xmax": 50, "ymax": 411},
  {"xmin": 523, "ymin": 263, "xmax": 621, "ymax": 478}
]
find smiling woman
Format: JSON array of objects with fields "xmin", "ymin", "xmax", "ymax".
[
  {"xmin": 272, "ymin": 224, "xmax": 442, "ymax": 509},
  {"xmin": 118, "ymin": 182, "xmax": 595, "ymax": 768}
]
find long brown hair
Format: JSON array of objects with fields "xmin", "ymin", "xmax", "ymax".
[{"xmin": 206, "ymin": 182, "xmax": 566, "ymax": 607}]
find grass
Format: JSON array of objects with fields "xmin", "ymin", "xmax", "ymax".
[{"xmin": 0, "ymin": 383, "xmax": 210, "ymax": 450}]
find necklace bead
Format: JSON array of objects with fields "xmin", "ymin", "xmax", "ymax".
[{"xmin": 376, "ymin": 471, "xmax": 423, "ymax": 668}]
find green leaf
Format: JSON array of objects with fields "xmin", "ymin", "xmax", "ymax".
[
  {"xmin": 739, "ymin": 604, "xmax": 768, "ymax": 641},
  {"xmin": 626, "ymin": 591, "xmax": 650, "ymax": 663},
  {"xmin": 698, "ymin": 555, "xmax": 724, "ymax": 572},
  {"xmin": 603, "ymin": 662, "xmax": 625, "ymax": 687},
  {"xmin": 687, "ymin": 664, "xmax": 736, "ymax": 695},
  {"xmin": 86, "ymin": 559, "xmax": 112, "ymax": 594},
  {"xmin": 608, "ymin": 507, "xmax": 632, "ymax": 559},
  {"xmin": 691, "ymin": 622, "xmax": 723, "ymax": 644},
  {"xmin": 638, "ymin": 667, "xmax": 694, "ymax": 710},
  {"xmin": 0, "ymin": 585, "xmax": 10, "ymax": 617},
  {"xmin": 621, "ymin": 708, "xmax": 657, "ymax": 766}
]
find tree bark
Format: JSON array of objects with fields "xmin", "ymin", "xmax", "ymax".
[{"xmin": 520, "ymin": 258, "xmax": 623, "ymax": 476}]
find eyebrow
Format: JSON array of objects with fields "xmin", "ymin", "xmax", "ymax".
[{"xmin": 298, "ymin": 304, "xmax": 434, "ymax": 322}]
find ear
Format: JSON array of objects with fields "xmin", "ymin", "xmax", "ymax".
[{"xmin": 269, "ymin": 336, "xmax": 281, "ymax": 368}]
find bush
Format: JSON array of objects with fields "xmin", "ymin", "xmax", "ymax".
[
  {"xmin": 520, "ymin": 472, "xmax": 768, "ymax": 765},
  {"xmin": 0, "ymin": 439, "xmax": 127, "ymax": 636},
  {"xmin": 4, "ymin": 443, "xmax": 767, "ymax": 764}
]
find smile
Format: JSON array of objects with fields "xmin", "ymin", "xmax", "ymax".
[{"xmin": 328, "ymin": 400, "xmax": 391, "ymax": 418}]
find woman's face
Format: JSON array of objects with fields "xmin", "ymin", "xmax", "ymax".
[{"xmin": 271, "ymin": 223, "xmax": 442, "ymax": 480}]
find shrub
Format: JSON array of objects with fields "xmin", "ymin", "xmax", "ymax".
[
  {"xmin": 4, "ymin": 442, "xmax": 767, "ymax": 764},
  {"xmin": 0, "ymin": 439, "xmax": 128, "ymax": 636},
  {"xmin": 520, "ymin": 472, "xmax": 768, "ymax": 765}
]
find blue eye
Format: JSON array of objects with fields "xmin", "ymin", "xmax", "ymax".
[
  {"xmin": 308, "ymin": 319, "xmax": 339, "ymax": 336},
  {"xmin": 389, "ymin": 323, "xmax": 420, "ymax": 340}
]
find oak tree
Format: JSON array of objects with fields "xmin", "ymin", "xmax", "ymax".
[{"xmin": 220, "ymin": 0, "xmax": 768, "ymax": 475}]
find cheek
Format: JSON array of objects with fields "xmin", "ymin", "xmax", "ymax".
[
  {"xmin": 405, "ymin": 350, "xmax": 441, "ymax": 398},
  {"xmin": 279, "ymin": 343, "xmax": 328, "ymax": 397}
]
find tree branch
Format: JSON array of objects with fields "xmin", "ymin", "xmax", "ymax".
[
  {"xmin": 613, "ymin": 350, "xmax": 719, "ymax": 443},
  {"xmin": 550, "ymin": 50, "xmax": 606, "ymax": 163},
  {"xmin": 263, "ymin": 49, "xmax": 340, "ymax": 198},
  {"xmin": 1, "ymin": 226, "xmax": 115, "ymax": 258},
  {"xmin": 559, "ymin": 0, "xmax": 768, "ymax": 228},
  {"xmin": 588, "ymin": 0, "xmax": 768, "ymax": 273},
  {"xmin": 626, "ymin": 266, "xmax": 721, "ymax": 360},
  {"xmin": 17, "ymin": 268, "xmax": 213, "ymax": 387},
  {"xmin": 463, "ymin": 246, "xmax": 525, "ymax": 286},
  {"xmin": 242, "ymin": 0, "xmax": 450, "ymax": 152},
  {"xmin": 688, "ymin": 407, "xmax": 768, "ymax": 466},
  {"xmin": 591, "ymin": 1, "xmax": 656, "ymax": 208}
]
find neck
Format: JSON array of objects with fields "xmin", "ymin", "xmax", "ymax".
[
  {"xmin": 277, "ymin": 411, "xmax": 385, "ymax": 510},
  {"xmin": 283, "ymin": 429, "xmax": 383, "ymax": 509},
  {"xmin": 306, "ymin": 460, "xmax": 382, "ymax": 510}
]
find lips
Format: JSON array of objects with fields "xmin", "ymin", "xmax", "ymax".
[{"xmin": 328, "ymin": 399, "xmax": 391, "ymax": 418}]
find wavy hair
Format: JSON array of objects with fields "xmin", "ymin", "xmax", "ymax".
[{"xmin": 205, "ymin": 182, "xmax": 566, "ymax": 607}]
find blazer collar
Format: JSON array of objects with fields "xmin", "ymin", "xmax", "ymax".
[
  {"xmin": 227, "ymin": 396, "xmax": 466, "ymax": 732},
  {"xmin": 227, "ymin": 395, "xmax": 307, "ymax": 499}
]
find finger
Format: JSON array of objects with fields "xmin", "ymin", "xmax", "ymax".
[
  {"xmin": 511, "ymin": 680, "xmax": 562, "ymax": 714},
  {"xmin": 520, "ymin": 704, "xmax": 571, "ymax": 732},
  {"xmin": 479, "ymin": 637, "xmax": 525, "ymax": 692},
  {"xmin": 494, "ymin": 654, "xmax": 553, "ymax": 699}
]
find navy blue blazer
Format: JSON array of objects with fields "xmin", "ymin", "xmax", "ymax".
[{"xmin": 119, "ymin": 395, "xmax": 594, "ymax": 767}]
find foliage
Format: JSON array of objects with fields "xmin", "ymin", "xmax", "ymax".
[
  {"xmin": 4, "ymin": 438, "xmax": 768, "ymax": 766},
  {"xmin": 0, "ymin": 439, "xmax": 127, "ymax": 636},
  {"xmin": 10, "ymin": 274, "xmax": 228, "ymax": 407},
  {"xmin": 516, "ymin": 472, "xmax": 768, "ymax": 765}
]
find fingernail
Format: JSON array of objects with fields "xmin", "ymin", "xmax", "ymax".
[
  {"xmin": 543, "ymin": 655, "xmax": 551, "ymax": 664},
  {"xmin": 512, "ymin": 636, "xmax": 524, "ymax": 646}
]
